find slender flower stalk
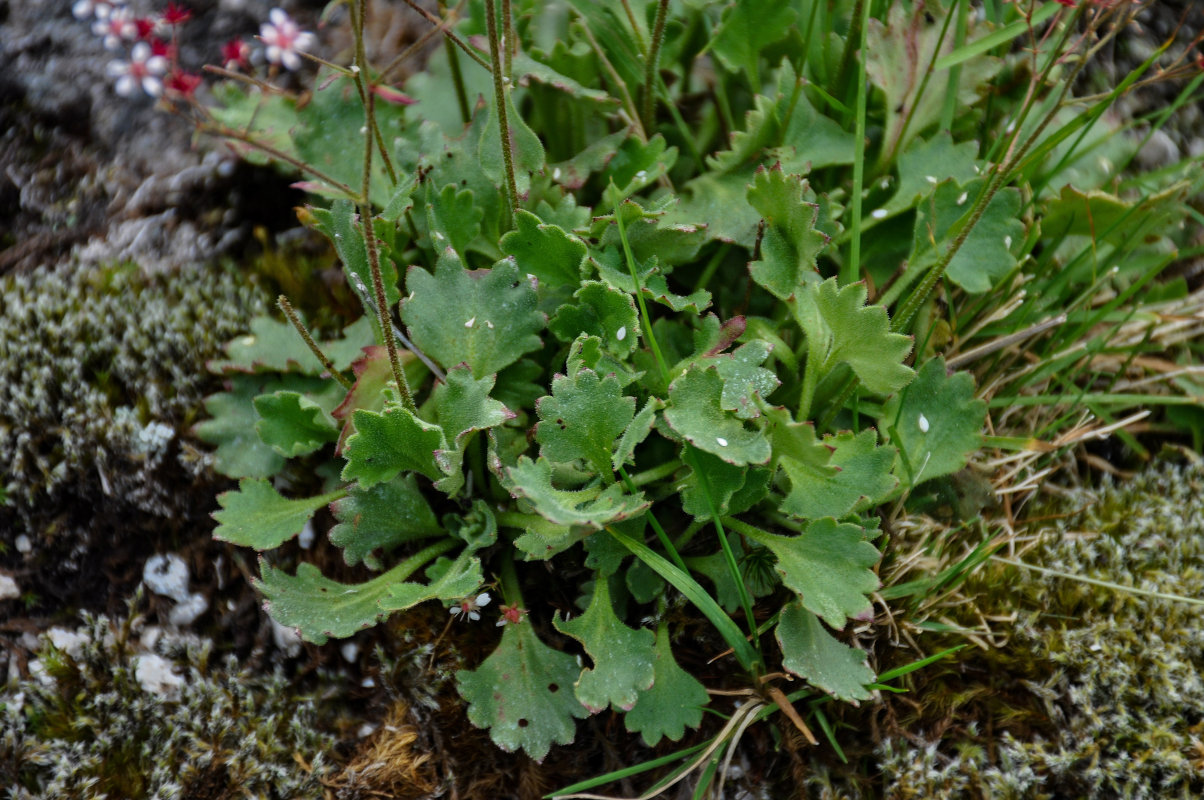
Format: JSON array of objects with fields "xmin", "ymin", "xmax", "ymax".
[
  {"xmin": 484, "ymin": 0, "xmax": 518, "ymax": 229},
  {"xmin": 502, "ymin": 0, "xmax": 514, "ymax": 78},
  {"xmin": 402, "ymin": 0, "xmax": 491, "ymax": 72},
  {"xmin": 641, "ymin": 0, "xmax": 670, "ymax": 133},
  {"xmin": 352, "ymin": 0, "xmax": 416, "ymax": 413},
  {"xmin": 277, "ymin": 296, "xmax": 354, "ymax": 390}
]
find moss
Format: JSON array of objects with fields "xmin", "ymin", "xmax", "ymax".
[
  {"xmin": 0, "ymin": 259, "xmax": 268, "ymax": 548},
  {"xmin": 803, "ymin": 458, "xmax": 1204, "ymax": 799},
  {"xmin": 1, "ymin": 611, "xmax": 336, "ymax": 799}
]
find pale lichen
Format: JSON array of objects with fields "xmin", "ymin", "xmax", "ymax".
[
  {"xmin": 0, "ymin": 260, "xmax": 267, "ymax": 540},
  {"xmin": 0, "ymin": 612, "xmax": 335, "ymax": 799}
]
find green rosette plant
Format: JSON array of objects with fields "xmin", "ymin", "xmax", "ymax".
[{"xmin": 189, "ymin": 0, "xmax": 1204, "ymax": 792}]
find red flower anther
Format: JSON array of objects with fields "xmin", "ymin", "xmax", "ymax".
[
  {"xmin": 161, "ymin": 2, "xmax": 192, "ymax": 26},
  {"xmin": 165, "ymin": 70, "xmax": 202, "ymax": 98}
]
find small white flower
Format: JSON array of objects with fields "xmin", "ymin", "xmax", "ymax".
[
  {"xmin": 94, "ymin": 6, "xmax": 137, "ymax": 50},
  {"xmin": 74, "ymin": 0, "xmax": 122, "ymax": 20},
  {"xmin": 450, "ymin": 592, "xmax": 492, "ymax": 622},
  {"xmin": 106, "ymin": 42, "xmax": 168, "ymax": 98},
  {"xmin": 259, "ymin": 8, "xmax": 315, "ymax": 71}
]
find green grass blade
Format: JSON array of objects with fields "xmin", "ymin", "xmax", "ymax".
[
  {"xmin": 987, "ymin": 393, "xmax": 1203, "ymax": 408},
  {"xmin": 933, "ymin": 1, "xmax": 1060, "ymax": 71},
  {"xmin": 607, "ymin": 526, "xmax": 763, "ymax": 672},
  {"xmin": 842, "ymin": 0, "xmax": 871, "ymax": 286},
  {"xmin": 810, "ymin": 705, "xmax": 847, "ymax": 763},
  {"xmin": 684, "ymin": 446, "xmax": 761, "ymax": 661},
  {"xmin": 547, "ymin": 742, "xmax": 708, "ymax": 797},
  {"xmin": 993, "ymin": 557, "xmax": 1204, "ymax": 607},
  {"xmin": 876, "ymin": 645, "xmax": 967, "ymax": 682}
]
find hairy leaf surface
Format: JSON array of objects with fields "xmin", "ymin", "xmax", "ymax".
[
  {"xmin": 254, "ymin": 390, "xmax": 339, "ymax": 457},
  {"xmin": 329, "ymin": 475, "xmax": 442, "ymax": 570},
  {"xmin": 664, "ymin": 365, "xmax": 771, "ymax": 465},
  {"xmin": 747, "ymin": 167, "xmax": 827, "ymax": 300},
  {"xmin": 342, "ymin": 403, "xmax": 445, "ymax": 486},
  {"xmin": 777, "ymin": 600, "xmax": 875, "ymax": 702},
  {"xmin": 744, "ymin": 518, "xmax": 880, "ymax": 629},
  {"xmin": 214, "ymin": 479, "xmax": 344, "ymax": 551},
  {"xmin": 457, "ymin": 621, "xmax": 589, "ymax": 759},
  {"xmin": 554, "ymin": 578, "xmax": 655, "ymax": 713},
  {"xmin": 790, "ymin": 278, "xmax": 914, "ymax": 395},
  {"xmin": 780, "ymin": 429, "xmax": 896, "ymax": 520},
  {"xmin": 536, "ymin": 368, "xmax": 636, "ymax": 477},
  {"xmin": 504, "ymin": 457, "xmax": 648, "ymax": 527},
  {"xmin": 401, "ymin": 249, "xmax": 544, "ymax": 378},
  {"xmin": 885, "ymin": 357, "xmax": 986, "ymax": 485}
]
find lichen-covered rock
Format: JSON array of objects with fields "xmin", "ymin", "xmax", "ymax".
[
  {"xmin": 0, "ymin": 261, "xmax": 267, "ymax": 573},
  {"xmin": 0, "ymin": 613, "xmax": 336, "ymax": 799}
]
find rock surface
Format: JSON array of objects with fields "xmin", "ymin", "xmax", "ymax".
[{"xmin": 0, "ymin": 0, "xmax": 308, "ymax": 274}]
